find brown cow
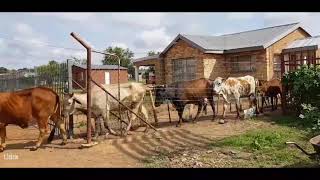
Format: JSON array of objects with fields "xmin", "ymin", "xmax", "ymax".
[
  {"xmin": 258, "ymin": 78, "xmax": 282, "ymax": 112},
  {"xmin": 154, "ymin": 78, "xmax": 216, "ymax": 127},
  {"xmin": 0, "ymin": 87, "xmax": 67, "ymax": 152}
]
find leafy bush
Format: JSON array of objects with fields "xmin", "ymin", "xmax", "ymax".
[
  {"xmin": 300, "ymin": 104, "xmax": 320, "ymax": 132},
  {"xmin": 282, "ymin": 65, "xmax": 320, "ymax": 114},
  {"xmin": 282, "ymin": 65, "xmax": 320, "ymax": 132}
]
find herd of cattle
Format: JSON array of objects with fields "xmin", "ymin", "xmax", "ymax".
[{"xmin": 0, "ymin": 75, "xmax": 282, "ymax": 152}]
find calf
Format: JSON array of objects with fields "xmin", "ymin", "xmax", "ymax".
[
  {"xmin": 0, "ymin": 87, "xmax": 67, "ymax": 152},
  {"xmin": 154, "ymin": 78, "xmax": 216, "ymax": 127},
  {"xmin": 213, "ymin": 75, "xmax": 259, "ymax": 119},
  {"xmin": 258, "ymin": 78, "xmax": 282, "ymax": 112}
]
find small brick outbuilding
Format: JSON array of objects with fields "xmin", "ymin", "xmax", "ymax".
[{"xmin": 72, "ymin": 64, "xmax": 128, "ymax": 89}]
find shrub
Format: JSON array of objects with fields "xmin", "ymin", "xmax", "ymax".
[
  {"xmin": 282, "ymin": 65, "xmax": 320, "ymax": 132},
  {"xmin": 282, "ymin": 65, "xmax": 320, "ymax": 114},
  {"xmin": 300, "ymin": 104, "xmax": 320, "ymax": 132}
]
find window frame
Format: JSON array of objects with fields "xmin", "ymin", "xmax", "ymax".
[
  {"xmin": 230, "ymin": 55, "xmax": 256, "ymax": 73},
  {"xmin": 273, "ymin": 54, "xmax": 281, "ymax": 72},
  {"xmin": 172, "ymin": 58, "xmax": 197, "ymax": 83}
]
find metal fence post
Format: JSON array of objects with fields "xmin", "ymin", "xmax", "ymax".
[
  {"xmin": 71, "ymin": 32, "xmax": 93, "ymax": 145},
  {"xmin": 67, "ymin": 59, "xmax": 74, "ymax": 139}
]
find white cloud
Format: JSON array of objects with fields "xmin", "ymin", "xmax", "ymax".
[
  {"xmin": 110, "ymin": 42, "xmax": 128, "ymax": 49},
  {"xmin": 133, "ymin": 27, "xmax": 171, "ymax": 52},
  {"xmin": 32, "ymin": 13, "xmax": 96, "ymax": 22},
  {"xmin": 0, "ymin": 22, "xmax": 100, "ymax": 69},
  {"xmin": 262, "ymin": 13, "xmax": 320, "ymax": 35},
  {"xmin": 227, "ymin": 13, "xmax": 255, "ymax": 20},
  {"xmin": 15, "ymin": 23, "xmax": 34, "ymax": 35},
  {"xmin": 111, "ymin": 13, "xmax": 166, "ymax": 29}
]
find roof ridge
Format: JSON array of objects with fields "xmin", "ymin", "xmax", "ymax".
[
  {"xmin": 219, "ymin": 22, "xmax": 300, "ymax": 37},
  {"xmin": 182, "ymin": 34, "xmax": 219, "ymax": 38},
  {"xmin": 182, "ymin": 22, "xmax": 300, "ymax": 38}
]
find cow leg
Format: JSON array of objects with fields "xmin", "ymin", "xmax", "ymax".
[
  {"xmin": 56, "ymin": 118, "xmax": 67, "ymax": 145},
  {"xmin": 234, "ymin": 95, "xmax": 241, "ymax": 119},
  {"xmin": 31, "ymin": 126, "xmax": 47, "ymax": 151},
  {"xmin": 50, "ymin": 112, "xmax": 67, "ymax": 145},
  {"xmin": 271, "ymin": 96, "xmax": 274, "ymax": 111},
  {"xmin": 275, "ymin": 96, "xmax": 278, "ymax": 110},
  {"xmin": 251, "ymin": 95, "xmax": 259, "ymax": 115},
  {"xmin": 103, "ymin": 107, "xmax": 117, "ymax": 136},
  {"xmin": 94, "ymin": 116, "xmax": 101, "ymax": 139},
  {"xmin": 192, "ymin": 103, "xmax": 203, "ymax": 123},
  {"xmin": 98, "ymin": 115, "xmax": 108, "ymax": 135},
  {"xmin": 124, "ymin": 114, "xmax": 133, "ymax": 136},
  {"xmin": 0, "ymin": 127, "xmax": 6, "ymax": 152},
  {"xmin": 124, "ymin": 104, "xmax": 141, "ymax": 136},
  {"xmin": 260, "ymin": 96, "xmax": 265, "ymax": 113},
  {"xmin": 176, "ymin": 108, "xmax": 183, "ymax": 127},
  {"xmin": 222, "ymin": 101, "xmax": 227, "ymax": 119},
  {"xmin": 209, "ymin": 98, "xmax": 215, "ymax": 121},
  {"xmin": 140, "ymin": 105, "xmax": 149, "ymax": 133}
]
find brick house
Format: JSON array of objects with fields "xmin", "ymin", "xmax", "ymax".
[
  {"xmin": 72, "ymin": 64, "xmax": 128, "ymax": 89},
  {"xmin": 133, "ymin": 23, "xmax": 313, "ymax": 85}
]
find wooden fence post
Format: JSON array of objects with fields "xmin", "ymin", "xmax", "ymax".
[{"xmin": 148, "ymin": 89, "xmax": 159, "ymax": 126}]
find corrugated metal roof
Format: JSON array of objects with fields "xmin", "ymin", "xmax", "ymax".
[
  {"xmin": 132, "ymin": 54, "xmax": 160, "ymax": 63},
  {"xmin": 284, "ymin": 35, "xmax": 320, "ymax": 49},
  {"xmin": 181, "ymin": 23, "xmax": 302, "ymax": 51},
  {"xmin": 74, "ymin": 64, "xmax": 127, "ymax": 70}
]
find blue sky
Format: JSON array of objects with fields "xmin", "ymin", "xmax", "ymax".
[{"xmin": 1, "ymin": 12, "xmax": 320, "ymax": 69}]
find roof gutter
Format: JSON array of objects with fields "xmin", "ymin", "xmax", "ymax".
[
  {"xmin": 223, "ymin": 46, "xmax": 264, "ymax": 54},
  {"xmin": 282, "ymin": 45, "xmax": 318, "ymax": 53},
  {"xmin": 204, "ymin": 50, "xmax": 224, "ymax": 54}
]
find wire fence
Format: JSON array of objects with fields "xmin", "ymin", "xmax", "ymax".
[{"xmin": 0, "ymin": 62, "xmax": 70, "ymax": 135}]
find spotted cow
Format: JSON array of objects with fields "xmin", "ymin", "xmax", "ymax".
[{"xmin": 213, "ymin": 75, "xmax": 259, "ymax": 119}]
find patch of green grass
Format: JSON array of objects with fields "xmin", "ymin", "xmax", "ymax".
[
  {"xmin": 210, "ymin": 125, "xmax": 318, "ymax": 167},
  {"xmin": 213, "ymin": 127, "xmax": 307, "ymax": 151},
  {"xmin": 264, "ymin": 115, "xmax": 319, "ymax": 137}
]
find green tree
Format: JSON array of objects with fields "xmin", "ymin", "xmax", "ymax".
[
  {"xmin": 147, "ymin": 51, "xmax": 160, "ymax": 56},
  {"xmin": 36, "ymin": 60, "xmax": 60, "ymax": 85},
  {"xmin": 70, "ymin": 57, "xmax": 87, "ymax": 65},
  {"xmin": 0, "ymin": 67, "xmax": 9, "ymax": 74},
  {"xmin": 102, "ymin": 46, "xmax": 135, "ymax": 78}
]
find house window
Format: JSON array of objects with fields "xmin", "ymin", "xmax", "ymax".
[
  {"xmin": 273, "ymin": 55, "xmax": 281, "ymax": 71},
  {"xmin": 230, "ymin": 55, "xmax": 256, "ymax": 72},
  {"xmin": 173, "ymin": 58, "xmax": 197, "ymax": 82}
]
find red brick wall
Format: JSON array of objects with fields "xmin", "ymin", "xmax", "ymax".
[{"xmin": 72, "ymin": 66, "xmax": 128, "ymax": 89}]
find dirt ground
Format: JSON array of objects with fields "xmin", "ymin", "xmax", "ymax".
[{"xmin": 0, "ymin": 102, "xmax": 274, "ymax": 168}]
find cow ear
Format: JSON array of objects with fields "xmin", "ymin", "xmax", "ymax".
[
  {"xmin": 221, "ymin": 78, "xmax": 226, "ymax": 82},
  {"xmin": 70, "ymin": 92, "xmax": 74, "ymax": 97}
]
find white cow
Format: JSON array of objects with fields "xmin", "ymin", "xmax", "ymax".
[
  {"xmin": 62, "ymin": 82, "xmax": 149, "ymax": 136},
  {"xmin": 213, "ymin": 75, "xmax": 259, "ymax": 119}
]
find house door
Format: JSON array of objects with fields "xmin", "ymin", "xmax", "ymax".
[{"xmin": 105, "ymin": 72, "xmax": 110, "ymax": 84}]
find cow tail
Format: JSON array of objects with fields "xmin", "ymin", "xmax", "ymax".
[{"xmin": 47, "ymin": 94, "xmax": 60, "ymax": 143}]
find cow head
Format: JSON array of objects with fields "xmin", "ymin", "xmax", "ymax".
[
  {"xmin": 154, "ymin": 85, "xmax": 167, "ymax": 107},
  {"xmin": 62, "ymin": 92, "xmax": 80, "ymax": 117},
  {"xmin": 213, "ymin": 77, "xmax": 226, "ymax": 94}
]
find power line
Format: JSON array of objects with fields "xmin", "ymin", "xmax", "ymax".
[
  {"xmin": 0, "ymin": 34, "xmax": 85, "ymax": 52},
  {"xmin": 0, "ymin": 34, "xmax": 158, "ymax": 55}
]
